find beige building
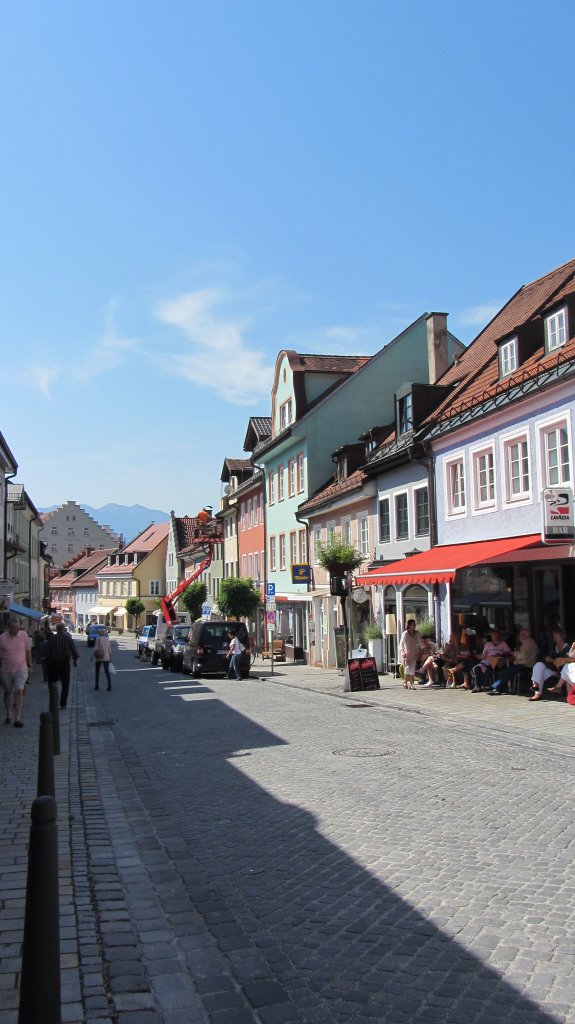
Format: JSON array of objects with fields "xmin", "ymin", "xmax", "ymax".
[
  {"xmin": 93, "ymin": 522, "xmax": 169, "ymax": 629},
  {"xmin": 40, "ymin": 500, "xmax": 119, "ymax": 569}
]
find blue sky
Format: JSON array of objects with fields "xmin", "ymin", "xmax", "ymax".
[{"xmin": 2, "ymin": 0, "xmax": 574, "ymax": 517}]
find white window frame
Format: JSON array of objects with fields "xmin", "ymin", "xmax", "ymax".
[
  {"xmin": 499, "ymin": 337, "xmax": 517, "ymax": 377},
  {"xmin": 150, "ymin": 580, "xmax": 160, "ymax": 596},
  {"xmin": 297, "ymin": 453, "xmax": 305, "ymax": 493},
  {"xmin": 278, "ymin": 465, "xmax": 285, "ymax": 501},
  {"xmin": 298, "ymin": 529, "xmax": 307, "ymax": 564},
  {"xmin": 288, "ymin": 458, "xmax": 296, "ymax": 497},
  {"xmin": 326, "ymin": 520, "xmax": 336, "ymax": 541},
  {"xmin": 394, "ymin": 491, "xmax": 409, "ymax": 540},
  {"xmin": 545, "ymin": 307, "xmax": 567, "ymax": 352},
  {"xmin": 242, "ymin": 555, "xmax": 247, "ymax": 577},
  {"xmin": 313, "ymin": 525, "xmax": 322, "ymax": 564},
  {"xmin": 247, "ymin": 498, "xmax": 253, "ymax": 528},
  {"xmin": 240, "ymin": 501, "xmax": 246, "ymax": 530},
  {"xmin": 290, "ymin": 531, "xmax": 297, "ymax": 567},
  {"xmin": 269, "ymin": 536, "xmax": 277, "ymax": 572},
  {"xmin": 379, "ymin": 497, "xmax": 391, "ymax": 544},
  {"xmin": 537, "ymin": 414, "xmax": 572, "ymax": 488},
  {"xmin": 500, "ymin": 430, "xmax": 531, "ymax": 506},
  {"xmin": 254, "ymin": 552, "xmax": 259, "ymax": 583},
  {"xmin": 413, "ymin": 486, "xmax": 430, "ymax": 536},
  {"xmin": 279, "ymin": 534, "xmax": 286, "ymax": 571},
  {"xmin": 259, "ymin": 493, "xmax": 264, "ymax": 524},
  {"xmin": 470, "ymin": 443, "xmax": 496, "ymax": 513},
  {"xmin": 268, "ymin": 472, "xmax": 275, "ymax": 505},
  {"xmin": 445, "ymin": 456, "xmax": 467, "ymax": 517},
  {"xmin": 280, "ymin": 398, "xmax": 293, "ymax": 430},
  {"xmin": 358, "ymin": 514, "xmax": 369, "ymax": 557},
  {"xmin": 341, "ymin": 517, "xmax": 351, "ymax": 546}
]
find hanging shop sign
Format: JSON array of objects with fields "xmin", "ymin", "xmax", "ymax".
[{"xmin": 541, "ymin": 488, "xmax": 575, "ymax": 545}]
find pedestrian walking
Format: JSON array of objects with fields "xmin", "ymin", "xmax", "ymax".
[
  {"xmin": 91, "ymin": 630, "xmax": 113, "ymax": 691},
  {"xmin": 0, "ymin": 617, "xmax": 33, "ymax": 727},
  {"xmin": 46, "ymin": 621, "xmax": 79, "ymax": 709},
  {"xmin": 226, "ymin": 630, "xmax": 243, "ymax": 680}
]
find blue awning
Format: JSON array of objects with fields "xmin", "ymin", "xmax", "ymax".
[{"xmin": 8, "ymin": 602, "xmax": 44, "ymax": 621}]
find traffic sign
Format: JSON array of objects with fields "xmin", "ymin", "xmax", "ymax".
[
  {"xmin": 265, "ymin": 599, "xmax": 276, "ymax": 611},
  {"xmin": 201, "ymin": 603, "xmax": 212, "ymax": 617},
  {"xmin": 265, "ymin": 582, "xmax": 276, "ymax": 597},
  {"xmin": 266, "ymin": 611, "xmax": 276, "ymax": 625}
]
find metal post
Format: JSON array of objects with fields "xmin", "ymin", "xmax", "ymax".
[
  {"xmin": 347, "ymin": 573, "xmax": 354, "ymax": 657},
  {"xmin": 37, "ymin": 711, "xmax": 55, "ymax": 798},
  {"xmin": 18, "ymin": 796, "xmax": 61, "ymax": 1024},
  {"xmin": 48, "ymin": 684, "xmax": 60, "ymax": 756}
]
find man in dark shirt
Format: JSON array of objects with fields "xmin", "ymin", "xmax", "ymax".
[{"xmin": 46, "ymin": 622, "xmax": 79, "ymax": 709}]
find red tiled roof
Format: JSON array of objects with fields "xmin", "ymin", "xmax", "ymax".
[
  {"xmin": 287, "ymin": 353, "xmax": 370, "ymax": 374},
  {"xmin": 428, "ymin": 258, "xmax": 575, "ymax": 424},
  {"xmin": 122, "ymin": 521, "xmax": 169, "ymax": 553},
  {"xmin": 299, "ymin": 468, "xmax": 366, "ymax": 515}
]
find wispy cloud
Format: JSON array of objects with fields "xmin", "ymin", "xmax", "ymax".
[
  {"xmin": 155, "ymin": 288, "xmax": 275, "ymax": 405},
  {"xmin": 456, "ymin": 302, "xmax": 501, "ymax": 328}
]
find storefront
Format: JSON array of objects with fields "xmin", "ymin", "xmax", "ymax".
[{"xmin": 357, "ymin": 534, "xmax": 575, "ymax": 649}]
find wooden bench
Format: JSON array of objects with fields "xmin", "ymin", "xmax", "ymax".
[{"xmin": 262, "ymin": 639, "xmax": 286, "ymax": 661}]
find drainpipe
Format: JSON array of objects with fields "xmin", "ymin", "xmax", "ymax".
[{"xmin": 409, "ymin": 439, "xmax": 440, "ymax": 642}]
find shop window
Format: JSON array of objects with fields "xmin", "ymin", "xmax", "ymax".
[
  {"xmin": 414, "ymin": 487, "xmax": 429, "ymax": 535},
  {"xmin": 379, "ymin": 498, "xmax": 390, "ymax": 543},
  {"xmin": 395, "ymin": 493, "xmax": 408, "ymax": 540}
]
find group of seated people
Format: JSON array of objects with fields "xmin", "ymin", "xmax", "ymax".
[{"xmin": 399, "ymin": 619, "xmax": 575, "ymax": 704}]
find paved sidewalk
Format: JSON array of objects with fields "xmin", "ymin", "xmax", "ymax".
[{"xmin": 253, "ymin": 656, "xmax": 575, "ymax": 753}]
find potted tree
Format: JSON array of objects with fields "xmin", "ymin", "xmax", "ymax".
[
  {"xmin": 363, "ymin": 621, "xmax": 384, "ymax": 671},
  {"xmin": 316, "ymin": 535, "xmax": 364, "ymax": 657}
]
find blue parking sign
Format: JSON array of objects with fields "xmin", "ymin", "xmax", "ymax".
[{"xmin": 265, "ymin": 582, "xmax": 276, "ymax": 597}]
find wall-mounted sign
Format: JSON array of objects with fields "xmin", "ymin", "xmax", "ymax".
[
  {"xmin": 291, "ymin": 564, "xmax": 311, "ymax": 584},
  {"xmin": 542, "ymin": 488, "xmax": 575, "ymax": 544}
]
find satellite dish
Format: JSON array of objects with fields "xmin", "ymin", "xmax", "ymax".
[{"xmin": 223, "ymin": 485, "xmax": 230, "ymax": 495}]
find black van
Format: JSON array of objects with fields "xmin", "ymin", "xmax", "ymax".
[{"xmin": 182, "ymin": 620, "xmax": 251, "ymax": 678}]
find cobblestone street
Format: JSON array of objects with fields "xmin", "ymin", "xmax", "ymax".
[{"xmin": 2, "ymin": 635, "xmax": 575, "ymax": 1023}]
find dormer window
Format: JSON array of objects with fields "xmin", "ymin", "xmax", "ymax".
[
  {"xmin": 280, "ymin": 398, "xmax": 293, "ymax": 430},
  {"xmin": 546, "ymin": 307, "xmax": 567, "ymax": 352},
  {"xmin": 365, "ymin": 438, "xmax": 377, "ymax": 456},
  {"xmin": 337, "ymin": 454, "xmax": 348, "ymax": 481},
  {"xmin": 499, "ymin": 337, "xmax": 517, "ymax": 377},
  {"xmin": 398, "ymin": 393, "xmax": 413, "ymax": 435}
]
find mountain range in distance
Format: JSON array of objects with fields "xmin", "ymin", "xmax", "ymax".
[{"xmin": 40, "ymin": 503, "xmax": 170, "ymax": 541}]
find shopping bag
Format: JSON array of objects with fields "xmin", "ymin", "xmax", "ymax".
[{"xmin": 109, "ymin": 663, "xmax": 117, "ymax": 675}]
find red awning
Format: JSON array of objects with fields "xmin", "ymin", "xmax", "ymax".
[{"xmin": 356, "ymin": 534, "xmax": 541, "ymax": 587}]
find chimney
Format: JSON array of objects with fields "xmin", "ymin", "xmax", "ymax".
[{"xmin": 426, "ymin": 313, "xmax": 449, "ymax": 383}]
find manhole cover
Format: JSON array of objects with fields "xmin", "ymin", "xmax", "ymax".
[
  {"xmin": 333, "ymin": 748, "xmax": 395, "ymax": 758},
  {"xmin": 88, "ymin": 720, "xmax": 116, "ymax": 728}
]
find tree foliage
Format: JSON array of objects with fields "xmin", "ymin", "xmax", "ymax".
[
  {"xmin": 125, "ymin": 598, "xmax": 145, "ymax": 627},
  {"xmin": 179, "ymin": 581, "xmax": 208, "ymax": 621},
  {"xmin": 218, "ymin": 578, "xmax": 261, "ymax": 620}
]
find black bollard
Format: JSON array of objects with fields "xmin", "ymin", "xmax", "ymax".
[
  {"xmin": 18, "ymin": 796, "xmax": 61, "ymax": 1024},
  {"xmin": 37, "ymin": 711, "xmax": 55, "ymax": 798},
  {"xmin": 48, "ymin": 683, "xmax": 60, "ymax": 756}
]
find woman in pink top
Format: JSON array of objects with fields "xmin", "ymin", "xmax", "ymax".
[{"xmin": 0, "ymin": 618, "xmax": 33, "ymax": 727}]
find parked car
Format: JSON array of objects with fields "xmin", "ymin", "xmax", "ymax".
[
  {"xmin": 158, "ymin": 624, "xmax": 191, "ymax": 671},
  {"xmin": 182, "ymin": 620, "xmax": 251, "ymax": 678},
  {"xmin": 86, "ymin": 623, "xmax": 108, "ymax": 648},
  {"xmin": 136, "ymin": 624, "xmax": 156, "ymax": 658}
]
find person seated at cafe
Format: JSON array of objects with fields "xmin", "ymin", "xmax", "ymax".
[
  {"xmin": 441, "ymin": 633, "xmax": 464, "ymax": 687},
  {"xmin": 545, "ymin": 642, "xmax": 575, "ymax": 702},
  {"xmin": 471, "ymin": 629, "xmax": 512, "ymax": 692},
  {"xmin": 453, "ymin": 629, "xmax": 480, "ymax": 689},
  {"xmin": 416, "ymin": 636, "xmax": 441, "ymax": 687},
  {"xmin": 529, "ymin": 628, "xmax": 570, "ymax": 701},
  {"xmin": 488, "ymin": 626, "xmax": 539, "ymax": 694}
]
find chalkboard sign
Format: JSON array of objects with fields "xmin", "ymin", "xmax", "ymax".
[{"xmin": 347, "ymin": 657, "xmax": 380, "ymax": 692}]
